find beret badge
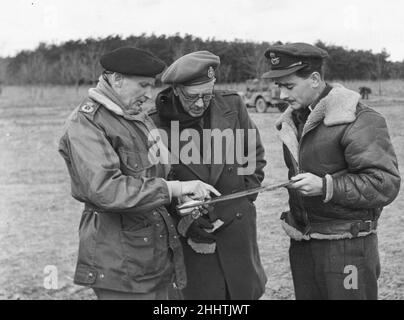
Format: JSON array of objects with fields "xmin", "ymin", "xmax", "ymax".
[
  {"xmin": 207, "ymin": 66, "xmax": 215, "ymax": 79},
  {"xmin": 270, "ymin": 52, "xmax": 280, "ymax": 66}
]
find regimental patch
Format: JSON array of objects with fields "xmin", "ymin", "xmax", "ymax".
[
  {"xmin": 78, "ymin": 100, "xmax": 99, "ymax": 116},
  {"xmin": 207, "ymin": 66, "xmax": 215, "ymax": 79},
  {"xmin": 80, "ymin": 104, "xmax": 95, "ymax": 113},
  {"xmin": 270, "ymin": 52, "xmax": 280, "ymax": 65}
]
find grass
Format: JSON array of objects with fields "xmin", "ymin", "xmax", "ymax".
[{"xmin": 0, "ymin": 84, "xmax": 403, "ymax": 300}]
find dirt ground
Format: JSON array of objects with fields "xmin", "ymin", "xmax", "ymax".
[{"xmin": 0, "ymin": 86, "xmax": 403, "ymax": 300}]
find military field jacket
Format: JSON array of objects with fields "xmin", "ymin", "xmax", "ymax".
[{"xmin": 58, "ymin": 98, "xmax": 186, "ymax": 293}]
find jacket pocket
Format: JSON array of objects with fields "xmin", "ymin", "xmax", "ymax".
[
  {"xmin": 118, "ymin": 148, "xmax": 153, "ymax": 177},
  {"xmin": 120, "ymin": 226, "xmax": 156, "ymax": 277}
]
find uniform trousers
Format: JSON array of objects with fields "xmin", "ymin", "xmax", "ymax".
[{"xmin": 289, "ymin": 233, "xmax": 380, "ymax": 300}]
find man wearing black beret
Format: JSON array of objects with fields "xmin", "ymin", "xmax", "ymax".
[
  {"xmin": 151, "ymin": 51, "xmax": 267, "ymax": 300},
  {"xmin": 58, "ymin": 47, "xmax": 219, "ymax": 300},
  {"xmin": 264, "ymin": 43, "xmax": 401, "ymax": 299}
]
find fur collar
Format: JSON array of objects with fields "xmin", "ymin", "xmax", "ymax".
[
  {"xmin": 89, "ymin": 88, "xmax": 125, "ymax": 116},
  {"xmin": 275, "ymin": 84, "xmax": 360, "ymax": 131},
  {"xmin": 275, "ymin": 84, "xmax": 360, "ymax": 164}
]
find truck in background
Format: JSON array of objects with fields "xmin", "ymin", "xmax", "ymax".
[{"xmin": 238, "ymin": 78, "xmax": 288, "ymax": 113}]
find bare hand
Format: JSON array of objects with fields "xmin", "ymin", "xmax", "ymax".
[
  {"xmin": 181, "ymin": 180, "xmax": 221, "ymax": 200},
  {"xmin": 177, "ymin": 195, "xmax": 209, "ymax": 217},
  {"xmin": 289, "ymin": 173, "xmax": 323, "ymax": 197}
]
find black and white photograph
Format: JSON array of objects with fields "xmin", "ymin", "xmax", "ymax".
[{"xmin": 0, "ymin": 0, "xmax": 403, "ymax": 303}]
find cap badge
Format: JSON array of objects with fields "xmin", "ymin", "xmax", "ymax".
[
  {"xmin": 207, "ymin": 66, "xmax": 215, "ymax": 79},
  {"xmin": 81, "ymin": 104, "xmax": 94, "ymax": 113},
  {"xmin": 270, "ymin": 52, "xmax": 280, "ymax": 65}
]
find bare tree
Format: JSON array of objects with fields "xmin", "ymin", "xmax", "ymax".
[
  {"xmin": 81, "ymin": 40, "xmax": 106, "ymax": 82},
  {"xmin": 20, "ymin": 52, "xmax": 48, "ymax": 84},
  {"xmin": 59, "ymin": 50, "xmax": 86, "ymax": 86},
  {"xmin": 217, "ymin": 64, "xmax": 232, "ymax": 83}
]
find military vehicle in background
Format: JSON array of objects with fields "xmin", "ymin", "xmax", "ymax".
[{"xmin": 238, "ymin": 78, "xmax": 288, "ymax": 113}]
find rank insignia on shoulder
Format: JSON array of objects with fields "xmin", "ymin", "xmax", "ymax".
[{"xmin": 80, "ymin": 104, "xmax": 95, "ymax": 113}]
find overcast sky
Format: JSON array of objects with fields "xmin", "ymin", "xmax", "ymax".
[{"xmin": 1, "ymin": 0, "xmax": 403, "ymax": 61}]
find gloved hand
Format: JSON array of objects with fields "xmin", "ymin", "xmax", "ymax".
[
  {"xmin": 166, "ymin": 180, "xmax": 221, "ymax": 200},
  {"xmin": 186, "ymin": 217, "xmax": 216, "ymax": 244}
]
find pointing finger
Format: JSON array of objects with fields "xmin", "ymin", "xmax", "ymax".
[{"xmin": 205, "ymin": 184, "xmax": 221, "ymax": 197}]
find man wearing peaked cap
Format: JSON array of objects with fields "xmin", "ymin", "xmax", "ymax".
[
  {"xmin": 263, "ymin": 42, "xmax": 328, "ymax": 79},
  {"xmin": 263, "ymin": 43, "xmax": 400, "ymax": 300},
  {"xmin": 151, "ymin": 51, "xmax": 268, "ymax": 300},
  {"xmin": 58, "ymin": 47, "xmax": 221, "ymax": 300}
]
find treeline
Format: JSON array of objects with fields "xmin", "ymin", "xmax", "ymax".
[{"xmin": 1, "ymin": 34, "xmax": 404, "ymax": 85}]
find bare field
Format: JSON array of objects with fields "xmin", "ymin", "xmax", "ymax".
[
  {"xmin": 217, "ymin": 79, "xmax": 404, "ymax": 101},
  {"xmin": 0, "ymin": 85, "xmax": 403, "ymax": 300}
]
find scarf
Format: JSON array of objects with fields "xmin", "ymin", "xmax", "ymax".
[
  {"xmin": 89, "ymin": 75, "xmax": 142, "ymax": 116},
  {"xmin": 156, "ymin": 87, "xmax": 210, "ymax": 130},
  {"xmin": 156, "ymin": 87, "xmax": 211, "ymax": 157}
]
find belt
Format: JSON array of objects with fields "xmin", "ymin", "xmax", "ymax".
[
  {"xmin": 351, "ymin": 220, "xmax": 378, "ymax": 236},
  {"xmin": 281, "ymin": 211, "xmax": 378, "ymax": 241},
  {"xmin": 310, "ymin": 220, "xmax": 377, "ymax": 235}
]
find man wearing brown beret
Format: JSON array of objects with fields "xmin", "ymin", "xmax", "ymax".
[
  {"xmin": 264, "ymin": 42, "xmax": 401, "ymax": 299},
  {"xmin": 58, "ymin": 47, "xmax": 219, "ymax": 300},
  {"xmin": 151, "ymin": 51, "xmax": 267, "ymax": 300}
]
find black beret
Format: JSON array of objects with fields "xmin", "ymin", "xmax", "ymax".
[
  {"xmin": 263, "ymin": 43, "xmax": 329, "ymax": 79},
  {"xmin": 100, "ymin": 47, "xmax": 166, "ymax": 77}
]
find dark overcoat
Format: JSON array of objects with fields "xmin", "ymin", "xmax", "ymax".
[{"xmin": 152, "ymin": 88, "xmax": 267, "ymax": 299}]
